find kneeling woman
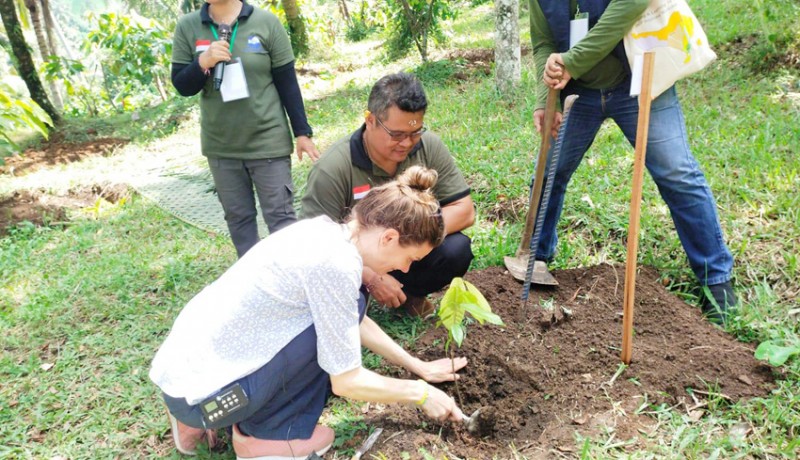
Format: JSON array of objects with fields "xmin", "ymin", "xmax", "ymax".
[{"xmin": 150, "ymin": 166, "xmax": 467, "ymax": 459}]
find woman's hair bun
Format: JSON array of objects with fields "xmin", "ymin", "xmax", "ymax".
[{"xmin": 397, "ymin": 165, "xmax": 438, "ymax": 191}]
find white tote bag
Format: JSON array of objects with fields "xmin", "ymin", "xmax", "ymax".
[{"xmin": 624, "ymin": 0, "xmax": 716, "ymax": 98}]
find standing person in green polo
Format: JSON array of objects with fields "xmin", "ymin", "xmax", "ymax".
[
  {"xmin": 171, "ymin": 0, "xmax": 319, "ymax": 257},
  {"xmin": 301, "ymin": 73, "xmax": 475, "ymax": 317}
]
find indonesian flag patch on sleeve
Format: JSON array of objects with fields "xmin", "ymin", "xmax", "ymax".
[
  {"xmin": 195, "ymin": 39, "xmax": 211, "ymax": 53},
  {"xmin": 352, "ymin": 184, "xmax": 370, "ymax": 200}
]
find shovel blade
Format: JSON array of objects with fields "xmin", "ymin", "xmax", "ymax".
[{"xmin": 504, "ymin": 256, "xmax": 559, "ymax": 286}]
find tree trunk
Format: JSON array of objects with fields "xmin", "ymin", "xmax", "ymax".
[
  {"xmin": 24, "ymin": 0, "xmax": 49, "ymax": 59},
  {"xmin": 494, "ymin": 0, "xmax": 520, "ymax": 93},
  {"xmin": 280, "ymin": 0, "xmax": 308, "ymax": 57},
  {"xmin": 24, "ymin": 0, "xmax": 62, "ymax": 109},
  {"xmin": 40, "ymin": 0, "xmax": 63, "ymax": 108},
  {"xmin": 0, "ymin": 0, "xmax": 60, "ymax": 124},
  {"xmin": 40, "ymin": 0, "xmax": 57, "ymax": 54},
  {"xmin": 338, "ymin": 0, "xmax": 350, "ymax": 23}
]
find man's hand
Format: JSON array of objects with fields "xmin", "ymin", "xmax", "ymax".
[
  {"xmin": 198, "ymin": 40, "xmax": 231, "ymax": 71},
  {"xmin": 367, "ymin": 274, "xmax": 406, "ymax": 308},
  {"xmin": 416, "ymin": 357, "xmax": 468, "ymax": 383},
  {"xmin": 544, "ymin": 53, "xmax": 571, "ymax": 90},
  {"xmin": 295, "ymin": 135, "xmax": 319, "ymax": 162},
  {"xmin": 534, "ymin": 109, "xmax": 563, "ymax": 139}
]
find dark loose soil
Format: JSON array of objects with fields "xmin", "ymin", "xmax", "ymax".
[{"xmin": 355, "ymin": 265, "xmax": 775, "ymax": 459}]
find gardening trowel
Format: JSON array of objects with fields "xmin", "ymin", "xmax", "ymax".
[
  {"xmin": 462, "ymin": 408, "xmax": 482, "ymax": 434},
  {"xmin": 462, "ymin": 407, "xmax": 496, "ymax": 437}
]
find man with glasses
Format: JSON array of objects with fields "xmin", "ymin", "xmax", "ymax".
[{"xmin": 301, "ymin": 72, "xmax": 475, "ymax": 318}]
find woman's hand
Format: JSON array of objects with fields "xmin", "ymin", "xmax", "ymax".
[
  {"xmin": 416, "ymin": 357, "xmax": 467, "ymax": 383},
  {"xmin": 295, "ymin": 135, "xmax": 319, "ymax": 162},
  {"xmin": 420, "ymin": 383, "xmax": 464, "ymax": 422},
  {"xmin": 198, "ymin": 40, "xmax": 232, "ymax": 71}
]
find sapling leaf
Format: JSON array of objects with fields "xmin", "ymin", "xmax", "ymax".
[
  {"xmin": 436, "ymin": 277, "xmax": 504, "ymax": 408},
  {"xmin": 438, "ymin": 287, "xmax": 466, "ymax": 330},
  {"xmin": 450, "ymin": 323, "xmax": 466, "ymax": 347},
  {"xmin": 463, "ymin": 302, "xmax": 505, "ymax": 326},
  {"xmin": 754, "ymin": 340, "xmax": 800, "ymax": 367},
  {"xmin": 437, "ymin": 277, "xmax": 504, "ymax": 347},
  {"xmin": 463, "ymin": 280, "xmax": 491, "ymax": 311}
]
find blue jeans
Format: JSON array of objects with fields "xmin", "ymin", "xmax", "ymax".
[{"xmin": 535, "ymin": 81, "xmax": 733, "ymax": 286}]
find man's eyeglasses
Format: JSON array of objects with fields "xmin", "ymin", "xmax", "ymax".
[{"xmin": 374, "ymin": 116, "xmax": 427, "ymax": 142}]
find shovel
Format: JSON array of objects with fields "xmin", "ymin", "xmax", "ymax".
[{"xmin": 504, "ymin": 87, "xmax": 559, "ymax": 286}]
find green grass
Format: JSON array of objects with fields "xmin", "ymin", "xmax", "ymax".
[{"xmin": 2, "ymin": 0, "xmax": 799, "ymax": 458}]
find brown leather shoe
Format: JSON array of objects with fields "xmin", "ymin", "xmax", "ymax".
[
  {"xmin": 167, "ymin": 410, "xmax": 218, "ymax": 456},
  {"xmin": 232, "ymin": 423, "xmax": 334, "ymax": 459},
  {"xmin": 402, "ymin": 296, "xmax": 437, "ymax": 318}
]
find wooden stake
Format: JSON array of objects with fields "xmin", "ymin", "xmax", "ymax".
[{"xmin": 621, "ymin": 52, "xmax": 656, "ymax": 365}]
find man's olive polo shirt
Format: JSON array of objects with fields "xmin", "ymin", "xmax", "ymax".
[{"xmin": 301, "ymin": 125, "xmax": 471, "ymax": 222}]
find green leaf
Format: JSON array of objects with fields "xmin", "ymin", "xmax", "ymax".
[
  {"xmin": 439, "ymin": 278, "xmax": 466, "ymax": 330},
  {"xmin": 754, "ymin": 340, "xmax": 800, "ymax": 367},
  {"xmin": 463, "ymin": 302, "xmax": 505, "ymax": 326},
  {"xmin": 449, "ymin": 323, "xmax": 465, "ymax": 347}
]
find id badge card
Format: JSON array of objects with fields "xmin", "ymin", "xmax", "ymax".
[
  {"xmin": 220, "ymin": 58, "xmax": 250, "ymax": 102},
  {"xmin": 570, "ymin": 12, "xmax": 589, "ymax": 48}
]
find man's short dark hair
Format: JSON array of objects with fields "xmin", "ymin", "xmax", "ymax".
[{"xmin": 367, "ymin": 72, "xmax": 428, "ymax": 120}]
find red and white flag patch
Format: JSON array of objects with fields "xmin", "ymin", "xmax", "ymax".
[
  {"xmin": 195, "ymin": 39, "xmax": 211, "ymax": 53},
  {"xmin": 352, "ymin": 184, "xmax": 370, "ymax": 200}
]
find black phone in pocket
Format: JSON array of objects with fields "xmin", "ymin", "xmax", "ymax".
[{"xmin": 199, "ymin": 382, "xmax": 249, "ymax": 427}]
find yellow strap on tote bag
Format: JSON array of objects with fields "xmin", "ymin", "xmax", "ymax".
[{"xmin": 624, "ymin": 0, "xmax": 717, "ymax": 98}]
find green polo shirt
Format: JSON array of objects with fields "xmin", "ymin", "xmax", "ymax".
[
  {"xmin": 172, "ymin": 3, "xmax": 295, "ymax": 158},
  {"xmin": 300, "ymin": 126, "xmax": 471, "ymax": 222},
  {"xmin": 529, "ymin": 0, "xmax": 648, "ymax": 110}
]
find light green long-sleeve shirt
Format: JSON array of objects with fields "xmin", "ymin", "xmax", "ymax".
[{"xmin": 529, "ymin": 0, "xmax": 649, "ymax": 110}]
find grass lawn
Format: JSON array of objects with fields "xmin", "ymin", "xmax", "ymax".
[{"xmin": 1, "ymin": 0, "xmax": 798, "ymax": 458}]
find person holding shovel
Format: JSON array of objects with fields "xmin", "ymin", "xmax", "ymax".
[
  {"xmin": 527, "ymin": 0, "xmax": 737, "ymax": 323},
  {"xmin": 301, "ymin": 72, "xmax": 475, "ymax": 318},
  {"xmin": 150, "ymin": 166, "xmax": 467, "ymax": 459}
]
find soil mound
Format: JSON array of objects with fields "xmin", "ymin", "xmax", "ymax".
[{"xmin": 358, "ymin": 265, "xmax": 774, "ymax": 458}]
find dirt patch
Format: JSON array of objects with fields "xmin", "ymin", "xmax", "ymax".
[
  {"xmin": 716, "ymin": 34, "xmax": 800, "ymax": 73},
  {"xmin": 1, "ymin": 135, "xmax": 131, "ymax": 235},
  {"xmin": 0, "ymin": 134, "xmax": 127, "ymax": 176},
  {"xmin": 445, "ymin": 45, "xmax": 532, "ymax": 64},
  {"xmin": 483, "ymin": 194, "xmax": 528, "ymax": 223},
  {"xmin": 0, "ymin": 184, "xmax": 130, "ymax": 236},
  {"xmin": 359, "ymin": 265, "xmax": 775, "ymax": 458}
]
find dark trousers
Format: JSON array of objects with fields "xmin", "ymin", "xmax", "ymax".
[
  {"xmin": 207, "ymin": 156, "xmax": 296, "ymax": 258},
  {"xmin": 392, "ymin": 232, "xmax": 473, "ymax": 297},
  {"xmin": 163, "ymin": 292, "xmax": 368, "ymax": 440}
]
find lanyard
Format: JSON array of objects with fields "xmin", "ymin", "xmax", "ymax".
[{"xmin": 210, "ymin": 22, "xmax": 239, "ymax": 52}]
